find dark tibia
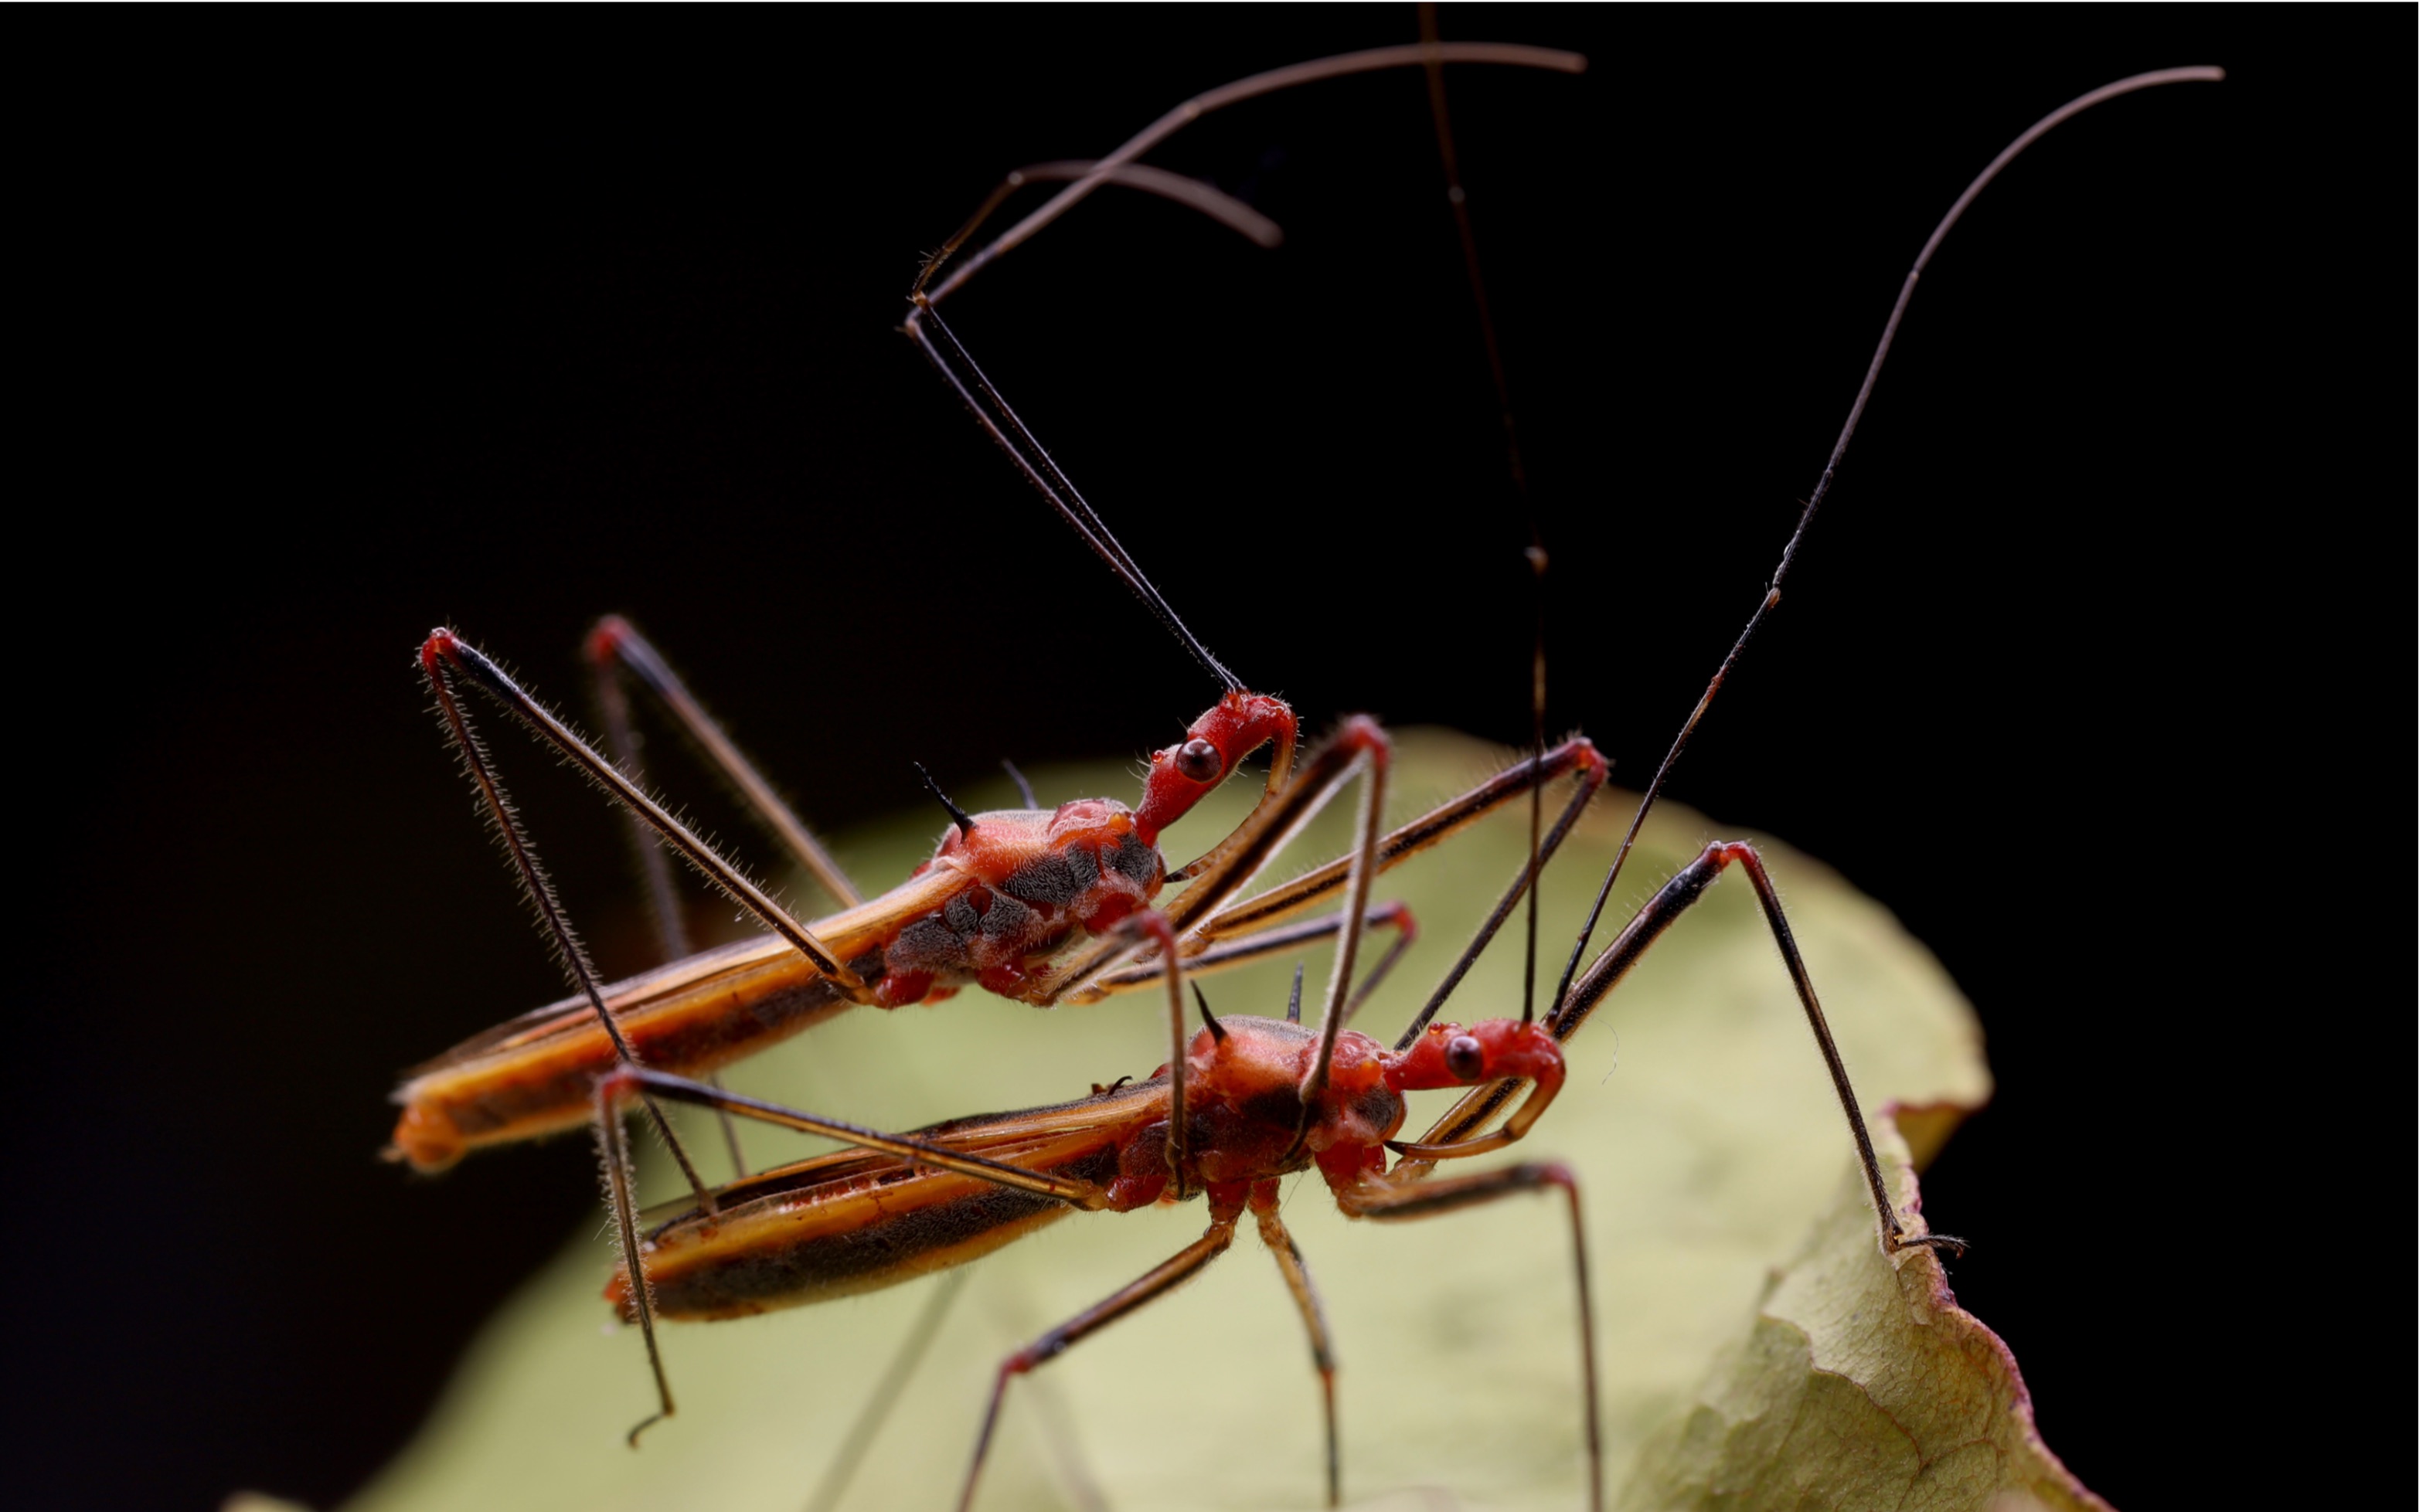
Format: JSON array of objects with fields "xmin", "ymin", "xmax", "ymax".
[
  {"xmin": 423, "ymin": 637, "xmax": 716, "ymax": 1210},
  {"xmin": 1082, "ymin": 904, "xmax": 1415, "ymax": 1005},
  {"xmin": 589, "ymin": 635, "xmax": 748, "ymax": 1179},
  {"xmin": 588, "ymin": 615, "xmax": 861, "ymax": 909},
  {"xmin": 1392, "ymin": 753, "xmax": 1607, "ymax": 1049},
  {"xmin": 1340, "ymin": 1160, "xmax": 1601, "ymax": 1512},
  {"xmin": 1252, "ymin": 1187, "xmax": 1341, "ymax": 1507},
  {"xmin": 1432, "ymin": 841, "xmax": 1964, "ymax": 1255},
  {"xmin": 1203, "ymin": 737, "xmax": 1604, "ymax": 942},
  {"xmin": 424, "ymin": 630, "xmax": 861, "ymax": 987},
  {"xmin": 956, "ymin": 1218, "xmax": 1239, "ymax": 1512},
  {"xmin": 803, "ymin": 1269, "xmax": 971, "ymax": 1512}
]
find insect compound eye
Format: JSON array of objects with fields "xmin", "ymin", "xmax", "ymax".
[
  {"xmin": 1173, "ymin": 738, "xmax": 1222, "ymax": 783},
  {"xmin": 1444, "ymin": 1034, "xmax": 1485, "ymax": 1081}
]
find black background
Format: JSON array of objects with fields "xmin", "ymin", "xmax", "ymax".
[{"xmin": 11, "ymin": 7, "xmax": 2409, "ymax": 1510}]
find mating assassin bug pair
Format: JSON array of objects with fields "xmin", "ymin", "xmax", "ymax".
[{"xmin": 395, "ymin": 35, "xmax": 2221, "ymax": 1511}]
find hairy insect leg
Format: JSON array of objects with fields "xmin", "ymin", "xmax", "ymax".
[
  {"xmin": 593, "ymin": 1078, "xmax": 675, "ymax": 1447},
  {"xmin": 1420, "ymin": 841, "xmax": 1965, "ymax": 1256},
  {"xmin": 587, "ymin": 628, "xmax": 747, "ymax": 1178},
  {"xmin": 423, "ymin": 629, "xmax": 865, "ymax": 991},
  {"xmin": 586, "ymin": 614, "xmax": 862, "ymax": 910},
  {"xmin": 1250, "ymin": 1182, "xmax": 1342, "ymax": 1508},
  {"xmin": 422, "ymin": 638, "xmax": 717, "ymax": 1211},
  {"xmin": 1335, "ymin": 1160, "xmax": 1602, "ymax": 1512},
  {"xmin": 958, "ymin": 1209, "xmax": 1244, "ymax": 1512}
]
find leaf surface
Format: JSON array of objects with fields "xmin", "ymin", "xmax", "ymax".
[
  {"xmin": 344, "ymin": 731, "xmax": 2084, "ymax": 1512},
  {"xmin": 1618, "ymin": 1105, "xmax": 2107, "ymax": 1512}
]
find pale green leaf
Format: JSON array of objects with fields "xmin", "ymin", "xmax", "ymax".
[{"xmin": 1618, "ymin": 1105, "xmax": 2105, "ymax": 1512}]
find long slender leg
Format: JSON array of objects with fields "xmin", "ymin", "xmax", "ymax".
[
  {"xmin": 1414, "ymin": 841, "xmax": 1965, "ymax": 1256},
  {"xmin": 1388, "ymin": 756, "xmax": 1604, "ymax": 1047},
  {"xmin": 1337, "ymin": 1160, "xmax": 1601, "ymax": 1512},
  {"xmin": 590, "ymin": 637, "xmax": 749, "ymax": 1180},
  {"xmin": 423, "ymin": 640, "xmax": 718, "ymax": 1211},
  {"xmin": 423, "ymin": 630, "xmax": 864, "ymax": 990},
  {"xmin": 587, "ymin": 615, "xmax": 862, "ymax": 909},
  {"xmin": 588, "ymin": 1067, "xmax": 1121, "ymax": 1451},
  {"xmin": 1250, "ymin": 1183, "xmax": 1342, "ymax": 1508},
  {"xmin": 1196, "ymin": 736, "xmax": 1606, "ymax": 943},
  {"xmin": 1033, "ymin": 732, "xmax": 1601, "ymax": 1011},
  {"xmin": 957, "ymin": 1215, "xmax": 1241, "ymax": 1512},
  {"xmin": 601, "ymin": 1066, "xmax": 1112, "ymax": 1208},
  {"xmin": 802, "ymin": 1269, "xmax": 972, "ymax": 1512},
  {"xmin": 594, "ymin": 1080, "xmax": 675, "ymax": 1446},
  {"xmin": 1291, "ymin": 725, "xmax": 1390, "ymax": 1150},
  {"xmin": 1077, "ymin": 902, "xmax": 1416, "ymax": 1012}
]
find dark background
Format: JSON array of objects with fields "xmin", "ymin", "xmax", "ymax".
[{"xmin": 12, "ymin": 7, "xmax": 2408, "ymax": 1509}]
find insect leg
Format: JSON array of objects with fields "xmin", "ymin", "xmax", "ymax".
[
  {"xmin": 587, "ymin": 624, "xmax": 747, "ymax": 1178},
  {"xmin": 602, "ymin": 1066, "xmax": 1113, "ymax": 1208},
  {"xmin": 586, "ymin": 614, "xmax": 862, "ymax": 910},
  {"xmin": 1335, "ymin": 1160, "xmax": 1601, "ymax": 1512},
  {"xmin": 802, "ymin": 1269, "xmax": 972, "ymax": 1512},
  {"xmin": 1290, "ymin": 723, "xmax": 1391, "ymax": 1146},
  {"xmin": 957, "ymin": 1214, "xmax": 1242, "ymax": 1512},
  {"xmin": 1073, "ymin": 902, "xmax": 1418, "ymax": 1021},
  {"xmin": 423, "ymin": 637, "xmax": 717, "ymax": 1211},
  {"xmin": 594, "ymin": 1075, "xmax": 674, "ymax": 1447},
  {"xmin": 1250, "ymin": 1182, "xmax": 1342, "ymax": 1508},
  {"xmin": 1417, "ymin": 841, "xmax": 1965, "ymax": 1256},
  {"xmin": 1198, "ymin": 736, "xmax": 1605, "ymax": 943},
  {"xmin": 423, "ymin": 629, "xmax": 866, "ymax": 991}
]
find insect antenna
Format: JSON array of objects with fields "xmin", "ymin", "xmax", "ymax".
[
  {"xmin": 914, "ymin": 761, "xmax": 979, "ymax": 837},
  {"xmin": 906, "ymin": 43, "xmax": 1589, "ymax": 698},
  {"xmin": 905, "ymin": 297, "xmax": 1243, "ymax": 695},
  {"xmin": 1286, "ymin": 961, "xmax": 1305, "ymax": 1024},
  {"xmin": 1418, "ymin": 5, "xmax": 1553, "ymax": 1024},
  {"xmin": 1546, "ymin": 65, "xmax": 2227, "ymax": 1028}
]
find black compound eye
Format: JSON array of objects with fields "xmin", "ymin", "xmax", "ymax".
[
  {"xmin": 1174, "ymin": 738, "xmax": 1222, "ymax": 783},
  {"xmin": 1445, "ymin": 1034, "xmax": 1485, "ymax": 1081}
]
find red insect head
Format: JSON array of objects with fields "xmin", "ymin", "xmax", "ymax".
[{"xmin": 1133, "ymin": 691, "xmax": 1298, "ymax": 844}]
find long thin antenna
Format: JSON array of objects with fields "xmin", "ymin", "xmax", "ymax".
[
  {"xmin": 903, "ymin": 42, "xmax": 1587, "ymax": 702},
  {"xmin": 907, "ymin": 298, "xmax": 1243, "ymax": 694},
  {"xmin": 1547, "ymin": 66, "xmax": 2226, "ymax": 1023},
  {"xmin": 914, "ymin": 42, "xmax": 1586, "ymax": 305},
  {"xmin": 1417, "ymin": 5, "xmax": 1550, "ymax": 1026}
]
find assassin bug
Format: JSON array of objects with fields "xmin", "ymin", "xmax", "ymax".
[
  {"xmin": 468, "ymin": 49, "xmax": 2223, "ymax": 1512},
  {"xmin": 391, "ymin": 39, "xmax": 1608, "ymax": 1184}
]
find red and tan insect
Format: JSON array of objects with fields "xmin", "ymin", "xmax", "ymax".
[
  {"xmin": 400, "ymin": 44, "xmax": 2220, "ymax": 1512},
  {"xmin": 389, "ymin": 56, "xmax": 1620, "ymax": 1184}
]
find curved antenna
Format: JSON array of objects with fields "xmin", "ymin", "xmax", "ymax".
[
  {"xmin": 915, "ymin": 42, "xmax": 1587, "ymax": 305},
  {"xmin": 1417, "ymin": 6, "xmax": 1553, "ymax": 1026},
  {"xmin": 907, "ymin": 297, "xmax": 1243, "ymax": 693},
  {"xmin": 1547, "ymin": 65, "xmax": 2227, "ymax": 1025},
  {"xmin": 907, "ymin": 42, "xmax": 1585, "ymax": 700},
  {"xmin": 916, "ymin": 161, "xmax": 1281, "ymax": 298}
]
